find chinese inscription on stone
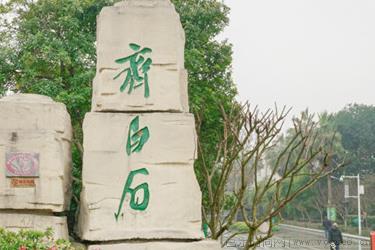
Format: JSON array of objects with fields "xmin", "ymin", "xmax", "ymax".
[
  {"xmin": 126, "ymin": 116, "xmax": 150, "ymax": 156},
  {"xmin": 115, "ymin": 116, "xmax": 150, "ymax": 221},
  {"xmin": 114, "ymin": 43, "xmax": 153, "ymax": 98},
  {"xmin": 114, "ymin": 168, "xmax": 150, "ymax": 221}
]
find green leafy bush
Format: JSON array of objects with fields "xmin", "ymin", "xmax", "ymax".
[
  {"xmin": 0, "ymin": 228, "xmax": 75, "ymax": 250},
  {"xmin": 230, "ymin": 222, "xmax": 248, "ymax": 233}
]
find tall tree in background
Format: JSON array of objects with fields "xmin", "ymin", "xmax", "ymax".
[
  {"xmin": 173, "ymin": 0, "xmax": 238, "ymax": 211},
  {"xmin": 0, "ymin": 0, "xmax": 237, "ymax": 234},
  {"xmin": 333, "ymin": 104, "xmax": 375, "ymax": 175}
]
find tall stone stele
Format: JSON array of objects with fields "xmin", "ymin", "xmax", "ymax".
[
  {"xmin": 0, "ymin": 94, "xmax": 72, "ymax": 239},
  {"xmin": 78, "ymin": 0, "xmax": 220, "ymax": 249}
]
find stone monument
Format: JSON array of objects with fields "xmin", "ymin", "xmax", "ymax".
[
  {"xmin": 0, "ymin": 94, "xmax": 72, "ymax": 239},
  {"xmin": 78, "ymin": 0, "xmax": 220, "ymax": 249}
]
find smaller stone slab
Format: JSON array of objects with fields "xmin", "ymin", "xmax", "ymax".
[
  {"xmin": 0, "ymin": 212, "xmax": 69, "ymax": 240},
  {"xmin": 87, "ymin": 240, "xmax": 221, "ymax": 250},
  {"xmin": 0, "ymin": 94, "xmax": 72, "ymax": 212}
]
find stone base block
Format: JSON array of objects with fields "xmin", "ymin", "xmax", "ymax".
[
  {"xmin": 87, "ymin": 240, "xmax": 221, "ymax": 250},
  {"xmin": 78, "ymin": 112, "xmax": 203, "ymax": 241},
  {"xmin": 0, "ymin": 212, "xmax": 69, "ymax": 240},
  {"xmin": 79, "ymin": 165, "xmax": 203, "ymax": 241}
]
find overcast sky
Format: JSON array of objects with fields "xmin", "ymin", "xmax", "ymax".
[{"xmin": 221, "ymin": 0, "xmax": 375, "ymax": 116}]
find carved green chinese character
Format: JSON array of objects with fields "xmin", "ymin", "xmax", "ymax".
[
  {"xmin": 113, "ymin": 43, "xmax": 152, "ymax": 98},
  {"xmin": 115, "ymin": 168, "xmax": 150, "ymax": 221},
  {"xmin": 126, "ymin": 116, "xmax": 150, "ymax": 156}
]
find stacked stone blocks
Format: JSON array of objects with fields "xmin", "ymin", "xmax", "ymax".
[
  {"xmin": 0, "ymin": 94, "xmax": 72, "ymax": 239},
  {"xmin": 79, "ymin": 0, "xmax": 220, "ymax": 249}
]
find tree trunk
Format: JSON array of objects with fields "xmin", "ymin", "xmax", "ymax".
[{"xmin": 305, "ymin": 209, "xmax": 312, "ymax": 223}]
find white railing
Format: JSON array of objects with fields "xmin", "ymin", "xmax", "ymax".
[{"xmin": 280, "ymin": 224, "xmax": 370, "ymax": 241}]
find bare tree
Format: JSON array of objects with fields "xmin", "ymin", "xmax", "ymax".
[{"xmin": 196, "ymin": 102, "xmax": 345, "ymax": 250}]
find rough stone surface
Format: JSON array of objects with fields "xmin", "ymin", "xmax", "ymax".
[
  {"xmin": 87, "ymin": 240, "xmax": 221, "ymax": 250},
  {"xmin": 92, "ymin": 0, "xmax": 188, "ymax": 112},
  {"xmin": 0, "ymin": 94, "xmax": 72, "ymax": 212},
  {"xmin": 78, "ymin": 112, "xmax": 203, "ymax": 241},
  {"xmin": 0, "ymin": 212, "xmax": 69, "ymax": 240}
]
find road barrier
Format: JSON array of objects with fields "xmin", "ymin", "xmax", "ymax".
[{"xmin": 371, "ymin": 231, "xmax": 375, "ymax": 250}]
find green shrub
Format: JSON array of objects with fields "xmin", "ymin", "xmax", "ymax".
[
  {"xmin": 230, "ymin": 220, "xmax": 280, "ymax": 233},
  {"xmin": 230, "ymin": 222, "xmax": 249, "ymax": 233},
  {"xmin": 347, "ymin": 215, "xmax": 375, "ymax": 228},
  {"xmin": 0, "ymin": 228, "xmax": 75, "ymax": 250}
]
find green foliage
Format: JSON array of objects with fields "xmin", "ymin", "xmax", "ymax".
[
  {"xmin": 0, "ymin": 0, "xmax": 237, "ymax": 234},
  {"xmin": 333, "ymin": 104, "xmax": 375, "ymax": 174},
  {"xmin": 172, "ymin": 0, "xmax": 237, "ymax": 214},
  {"xmin": 279, "ymin": 175, "xmax": 321, "ymax": 221},
  {"xmin": 230, "ymin": 222, "xmax": 249, "ymax": 233},
  {"xmin": 230, "ymin": 221, "xmax": 280, "ymax": 234},
  {"xmin": 0, "ymin": 0, "xmax": 119, "ymax": 231},
  {"xmin": 223, "ymin": 192, "xmax": 237, "ymax": 210},
  {"xmin": 0, "ymin": 228, "xmax": 76, "ymax": 250},
  {"xmin": 368, "ymin": 216, "xmax": 375, "ymax": 229}
]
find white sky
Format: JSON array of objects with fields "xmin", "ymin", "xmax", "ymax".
[{"xmin": 221, "ymin": 0, "xmax": 375, "ymax": 116}]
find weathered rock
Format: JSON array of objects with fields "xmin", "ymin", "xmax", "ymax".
[
  {"xmin": 87, "ymin": 240, "xmax": 221, "ymax": 250},
  {"xmin": 0, "ymin": 212, "xmax": 69, "ymax": 240},
  {"xmin": 0, "ymin": 94, "xmax": 72, "ymax": 212},
  {"xmin": 78, "ymin": 112, "xmax": 203, "ymax": 241},
  {"xmin": 92, "ymin": 0, "xmax": 188, "ymax": 112}
]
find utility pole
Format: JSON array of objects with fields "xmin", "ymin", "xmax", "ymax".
[
  {"xmin": 332, "ymin": 174, "xmax": 364, "ymax": 250},
  {"xmin": 327, "ymin": 175, "xmax": 333, "ymax": 220},
  {"xmin": 357, "ymin": 174, "xmax": 362, "ymax": 237},
  {"xmin": 341, "ymin": 174, "xmax": 363, "ymax": 250}
]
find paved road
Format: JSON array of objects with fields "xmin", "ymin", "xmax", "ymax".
[{"xmin": 224, "ymin": 225, "xmax": 371, "ymax": 250}]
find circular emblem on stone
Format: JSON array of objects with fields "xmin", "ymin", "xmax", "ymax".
[{"xmin": 5, "ymin": 153, "xmax": 39, "ymax": 177}]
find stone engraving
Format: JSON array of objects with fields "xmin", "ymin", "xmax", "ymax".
[
  {"xmin": 126, "ymin": 116, "xmax": 150, "ymax": 156},
  {"xmin": 114, "ymin": 43, "xmax": 153, "ymax": 97},
  {"xmin": 115, "ymin": 167, "xmax": 150, "ymax": 221}
]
